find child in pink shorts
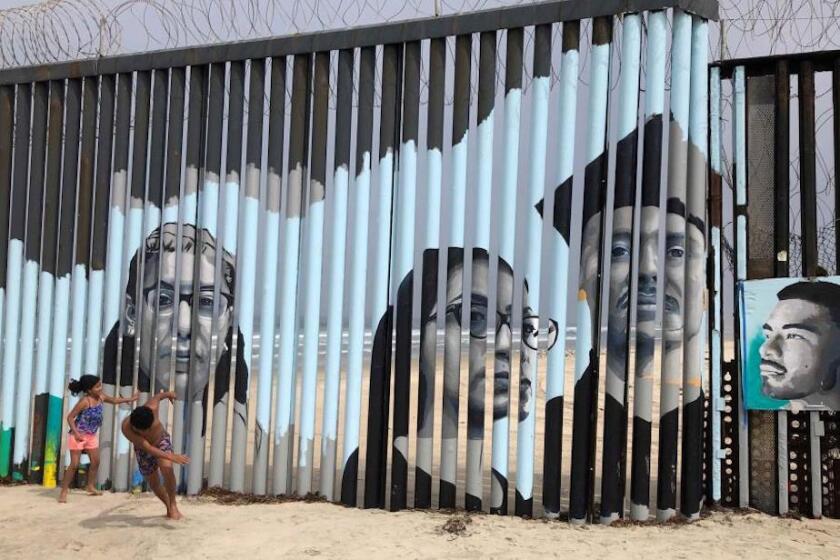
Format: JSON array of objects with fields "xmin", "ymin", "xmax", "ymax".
[{"xmin": 58, "ymin": 375, "xmax": 138, "ymax": 503}]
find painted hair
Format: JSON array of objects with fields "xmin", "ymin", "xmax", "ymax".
[
  {"xmin": 777, "ymin": 281, "xmax": 840, "ymax": 328},
  {"xmin": 68, "ymin": 374, "xmax": 100, "ymax": 396},
  {"xmin": 125, "ymin": 222, "xmax": 236, "ymax": 305}
]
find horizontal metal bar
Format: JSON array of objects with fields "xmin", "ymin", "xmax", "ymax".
[
  {"xmin": 714, "ymin": 49, "xmax": 840, "ymax": 79},
  {"xmin": 0, "ymin": 0, "xmax": 718, "ymax": 85}
]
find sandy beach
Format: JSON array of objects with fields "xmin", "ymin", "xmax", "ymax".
[{"xmin": 2, "ymin": 485, "xmax": 838, "ymax": 559}]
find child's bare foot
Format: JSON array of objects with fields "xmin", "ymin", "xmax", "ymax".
[
  {"xmin": 166, "ymin": 505, "xmax": 184, "ymax": 520},
  {"xmin": 86, "ymin": 487, "xmax": 102, "ymax": 496},
  {"xmin": 58, "ymin": 489, "xmax": 68, "ymax": 503}
]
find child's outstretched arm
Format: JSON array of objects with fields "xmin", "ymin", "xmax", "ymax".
[
  {"xmin": 103, "ymin": 391, "xmax": 140, "ymax": 405},
  {"xmin": 66, "ymin": 398, "xmax": 89, "ymax": 442},
  {"xmin": 147, "ymin": 389, "xmax": 176, "ymax": 408}
]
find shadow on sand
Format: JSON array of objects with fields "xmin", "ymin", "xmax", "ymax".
[{"xmin": 80, "ymin": 505, "xmax": 178, "ymax": 530}]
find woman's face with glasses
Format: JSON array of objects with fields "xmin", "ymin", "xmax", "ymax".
[{"xmin": 136, "ymin": 225, "xmax": 234, "ymax": 402}]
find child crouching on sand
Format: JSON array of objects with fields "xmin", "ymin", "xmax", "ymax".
[
  {"xmin": 122, "ymin": 390, "xmax": 189, "ymax": 520},
  {"xmin": 59, "ymin": 375, "xmax": 139, "ymax": 503}
]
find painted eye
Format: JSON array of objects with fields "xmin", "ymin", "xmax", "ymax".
[
  {"xmin": 612, "ymin": 245, "xmax": 630, "ymax": 259},
  {"xmin": 785, "ymin": 333, "xmax": 804, "ymax": 340},
  {"xmin": 667, "ymin": 246, "xmax": 685, "ymax": 259},
  {"xmin": 446, "ymin": 302, "xmax": 462, "ymax": 319},
  {"xmin": 470, "ymin": 305, "xmax": 487, "ymax": 336},
  {"xmin": 157, "ymin": 291, "xmax": 174, "ymax": 308},
  {"xmin": 199, "ymin": 295, "xmax": 214, "ymax": 310}
]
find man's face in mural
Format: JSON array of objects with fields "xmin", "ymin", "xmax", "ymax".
[
  {"xmin": 128, "ymin": 223, "xmax": 234, "ymax": 402},
  {"xmin": 606, "ymin": 206, "xmax": 633, "ymax": 374},
  {"xmin": 636, "ymin": 206, "xmax": 660, "ymax": 325},
  {"xmin": 518, "ymin": 280, "xmax": 558, "ymax": 424},
  {"xmin": 493, "ymin": 259, "xmax": 514, "ymax": 422},
  {"xmin": 439, "ymin": 251, "xmax": 493, "ymax": 435},
  {"xmin": 759, "ymin": 289, "xmax": 840, "ymax": 401},
  {"xmin": 662, "ymin": 211, "xmax": 686, "ymax": 342},
  {"xmin": 684, "ymin": 217, "xmax": 706, "ymax": 341}
]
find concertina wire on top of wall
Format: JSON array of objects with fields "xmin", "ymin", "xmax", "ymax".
[{"xmin": 0, "ymin": 0, "xmax": 719, "ymax": 523}]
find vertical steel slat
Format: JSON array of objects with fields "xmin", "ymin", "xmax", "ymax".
[
  {"xmin": 489, "ymin": 28, "xmax": 522, "ymax": 516},
  {"xmin": 390, "ymin": 40, "xmax": 420, "ymax": 511},
  {"xmin": 600, "ymin": 12, "xmax": 642, "ymax": 524},
  {"xmin": 0, "ymin": 83, "xmax": 31, "ymax": 477},
  {"xmin": 773, "ymin": 59, "xmax": 790, "ymax": 516},
  {"xmin": 569, "ymin": 16, "xmax": 613, "ymax": 524},
  {"xmin": 103, "ymin": 72, "xmax": 135, "ymax": 490},
  {"xmin": 542, "ymin": 20, "xmax": 580, "ymax": 520},
  {"xmin": 174, "ymin": 64, "xmax": 209, "ymax": 491},
  {"xmin": 229, "ymin": 59, "xmax": 263, "ymax": 493},
  {"xmin": 0, "ymin": 85, "xmax": 12, "ymax": 479},
  {"xmin": 708, "ymin": 65, "xmax": 724, "ymax": 506},
  {"xmin": 44, "ymin": 79, "xmax": 81, "ymax": 488},
  {"xmin": 273, "ymin": 53, "xmax": 312, "ymax": 495},
  {"xmin": 209, "ymin": 61, "xmax": 244, "ymax": 488},
  {"xmin": 298, "ymin": 51, "xmax": 330, "ymax": 496},
  {"xmin": 187, "ymin": 62, "xmax": 224, "ymax": 496},
  {"xmin": 341, "ymin": 46, "xmax": 375, "ymax": 507},
  {"xmin": 253, "ymin": 56, "xmax": 286, "ymax": 496},
  {"xmin": 114, "ymin": 70, "xmax": 151, "ymax": 492},
  {"xmin": 416, "ymin": 37, "xmax": 446, "ymax": 510},
  {"xmin": 515, "ymin": 23, "xmax": 551, "ymax": 519},
  {"xmin": 12, "ymin": 80, "xmax": 48, "ymax": 480},
  {"xmin": 365, "ymin": 43, "xmax": 402, "ymax": 510},
  {"xmin": 630, "ymin": 10, "xmax": 667, "ymax": 521},
  {"xmin": 464, "ymin": 30, "xmax": 495, "ymax": 513},
  {"xmin": 654, "ymin": 10, "xmax": 692, "ymax": 522},
  {"xmin": 733, "ymin": 65, "xmax": 750, "ymax": 509},
  {"xmin": 30, "ymin": 79, "xmax": 65, "ymax": 483},
  {"xmin": 439, "ymin": 34, "xmax": 471, "ymax": 511},
  {"xmin": 680, "ymin": 16, "xmax": 709, "ymax": 520},
  {"xmin": 86, "ymin": 72, "xmax": 114, "ymax": 486},
  {"xmin": 798, "ymin": 60, "xmax": 823, "ymax": 519},
  {"xmin": 320, "ymin": 48, "xmax": 353, "ymax": 502}
]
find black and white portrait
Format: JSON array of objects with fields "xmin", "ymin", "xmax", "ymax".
[
  {"xmin": 104, "ymin": 222, "xmax": 248, "ymax": 432},
  {"xmin": 743, "ymin": 278, "xmax": 840, "ymax": 411}
]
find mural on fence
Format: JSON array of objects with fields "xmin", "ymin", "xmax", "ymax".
[
  {"xmin": 0, "ymin": 0, "xmax": 728, "ymax": 523},
  {"xmin": 740, "ymin": 278, "xmax": 840, "ymax": 411}
]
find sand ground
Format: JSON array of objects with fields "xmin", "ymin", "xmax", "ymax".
[{"xmin": 2, "ymin": 485, "xmax": 839, "ymax": 559}]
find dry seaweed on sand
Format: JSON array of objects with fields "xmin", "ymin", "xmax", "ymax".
[{"xmin": 198, "ymin": 487, "xmax": 328, "ymax": 506}]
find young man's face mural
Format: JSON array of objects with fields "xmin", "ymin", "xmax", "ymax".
[
  {"xmin": 418, "ymin": 251, "xmax": 556, "ymax": 436},
  {"xmin": 126, "ymin": 223, "xmax": 235, "ymax": 402},
  {"xmin": 662, "ymin": 208, "xmax": 686, "ymax": 343},
  {"xmin": 759, "ymin": 281, "xmax": 840, "ymax": 406}
]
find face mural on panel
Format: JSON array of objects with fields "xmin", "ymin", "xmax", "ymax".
[{"xmin": 117, "ymin": 223, "xmax": 246, "ymax": 433}]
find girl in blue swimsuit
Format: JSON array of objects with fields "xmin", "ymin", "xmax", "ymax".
[{"xmin": 59, "ymin": 375, "xmax": 137, "ymax": 503}]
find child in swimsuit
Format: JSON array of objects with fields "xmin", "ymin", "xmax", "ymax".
[
  {"xmin": 122, "ymin": 390, "xmax": 189, "ymax": 520},
  {"xmin": 59, "ymin": 374, "xmax": 138, "ymax": 503}
]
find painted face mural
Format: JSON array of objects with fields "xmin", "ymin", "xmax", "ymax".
[
  {"xmin": 662, "ymin": 209, "xmax": 686, "ymax": 343},
  {"xmin": 518, "ymin": 280, "xmax": 559, "ymax": 424},
  {"xmin": 741, "ymin": 279, "xmax": 840, "ymax": 411},
  {"xmin": 606, "ymin": 206, "xmax": 633, "ymax": 377},
  {"xmin": 684, "ymin": 214, "xmax": 705, "ymax": 339},
  {"xmin": 758, "ymin": 283, "xmax": 840, "ymax": 406},
  {"xmin": 635, "ymin": 206, "xmax": 659, "ymax": 356},
  {"xmin": 125, "ymin": 223, "xmax": 236, "ymax": 403},
  {"xmin": 493, "ymin": 258, "xmax": 514, "ymax": 422}
]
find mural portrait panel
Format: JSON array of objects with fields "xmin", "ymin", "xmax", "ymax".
[
  {"xmin": 106, "ymin": 222, "xmax": 248, "ymax": 433},
  {"xmin": 741, "ymin": 277, "xmax": 840, "ymax": 411}
]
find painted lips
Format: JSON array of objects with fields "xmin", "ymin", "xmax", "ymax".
[{"xmin": 759, "ymin": 359, "xmax": 786, "ymax": 377}]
